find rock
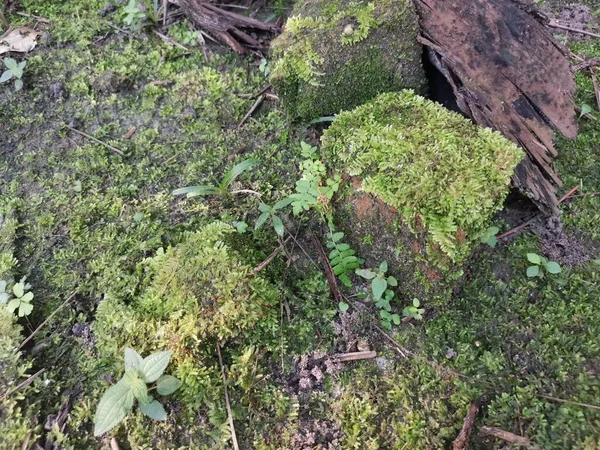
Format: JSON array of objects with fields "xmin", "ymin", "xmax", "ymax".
[
  {"xmin": 270, "ymin": 0, "xmax": 426, "ymax": 121},
  {"xmin": 322, "ymin": 91, "xmax": 523, "ymax": 303}
]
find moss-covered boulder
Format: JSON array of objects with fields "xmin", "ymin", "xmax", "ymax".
[
  {"xmin": 270, "ymin": 0, "xmax": 426, "ymax": 121},
  {"xmin": 322, "ymin": 91, "xmax": 523, "ymax": 302}
]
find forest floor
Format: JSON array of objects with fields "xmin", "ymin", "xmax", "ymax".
[{"xmin": 1, "ymin": 0, "xmax": 600, "ymax": 449}]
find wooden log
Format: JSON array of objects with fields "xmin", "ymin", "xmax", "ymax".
[{"xmin": 414, "ymin": 0, "xmax": 578, "ymax": 215}]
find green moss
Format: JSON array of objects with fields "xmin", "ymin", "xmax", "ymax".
[
  {"xmin": 270, "ymin": 0, "xmax": 425, "ymax": 120},
  {"xmin": 323, "ymin": 90, "xmax": 523, "ymax": 263}
]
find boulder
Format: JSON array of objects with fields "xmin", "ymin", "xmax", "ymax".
[
  {"xmin": 322, "ymin": 91, "xmax": 523, "ymax": 302},
  {"xmin": 270, "ymin": 0, "xmax": 426, "ymax": 121}
]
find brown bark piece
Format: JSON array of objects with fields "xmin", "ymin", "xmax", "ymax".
[
  {"xmin": 178, "ymin": 0, "xmax": 277, "ymax": 54},
  {"xmin": 415, "ymin": 0, "xmax": 577, "ymax": 214},
  {"xmin": 453, "ymin": 402, "xmax": 480, "ymax": 450}
]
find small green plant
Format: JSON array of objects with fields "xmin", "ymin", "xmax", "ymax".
[
  {"xmin": 169, "ymin": 25, "xmax": 201, "ymax": 46},
  {"xmin": 480, "ymin": 226, "xmax": 500, "ymax": 248},
  {"xmin": 402, "ymin": 298, "xmax": 424, "ymax": 321},
  {"xmin": 122, "ymin": 0, "xmax": 146, "ymax": 29},
  {"xmin": 579, "ymin": 103, "xmax": 593, "ymax": 119},
  {"xmin": 173, "ymin": 159, "xmax": 258, "ymax": 199},
  {"xmin": 356, "ymin": 261, "xmax": 400, "ymax": 330},
  {"xmin": 326, "ymin": 230, "xmax": 359, "ymax": 289},
  {"xmin": 94, "ymin": 348, "xmax": 182, "ymax": 436},
  {"xmin": 255, "ymin": 198, "xmax": 292, "ymax": 237},
  {"xmin": 0, "ymin": 58, "xmax": 26, "ymax": 91},
  {"xmin": 526, "ymin": 253, "xmax": 561, "ymax": 278},
  {"xmin": 1, "ymin": 279, "xmax": 34, "ymax": 317},
  {"xmin": 259, "ymin": 58, "xmax": 270, "ymax": 77}
]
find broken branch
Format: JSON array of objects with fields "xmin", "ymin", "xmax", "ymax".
[
  {"xmin": 453, "ymin": 402, "xmax": 480, "ymax": 450},
  {"xmin": 480, "ymin": 426, "xmax": 540, "ymax": 450},
  {"xmin": 311, "ymin": 232, "xmax": 344, "ymax": 304},
  {"xmin": 334, "ymin": 351, "xmax": 377, "ymax": 362}
]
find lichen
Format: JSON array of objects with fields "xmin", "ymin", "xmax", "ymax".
[
  {"xmin": 323, "ymin": 90, "xmax": 524, "ymax": 263},
  {"xmin": 270, "ymin": 0, "xmax": 425, "ymax": 121}
]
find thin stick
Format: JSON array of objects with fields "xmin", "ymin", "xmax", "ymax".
[
  {"xmin": 19, "ymin": 291, "xmax": 77, "ymax": 350},
  {"xmin": 592, "ymin": 71, "xmax": 600, "ymax": 112},
  {"xmin": 110, "ymin": 438, "xmax": 121, "ymax": 450},
  {"xmin": 20, "ymin": 433, "xmax": 31, "ymax": 450},
  {"xmin": 310, "ymin": 232, "xmax": 344, "ymax": 304},
  {"xmin": 15, "ymin": 12, "xmax": 51, "ymax": 23},
  {"xmin": 162, "ymin": 0, "xmax": 168, "ymax": 27},
  {"xmin": 538, "ymin": 394, "xmax": 600, "ymax": 411},
  {"xmin": 238, "ymin": 94, "xmax": 265, "ymax": 128},
  {"xmin": 0, "ymin": 8, "xmax": 9, "ymax": 29},
  {"xmin": 65, "ymin": 126, "xmax": 125, "ymax": 156},
  {"xmin": 453, "ymin": 402, "xmax": 480, "ymax": 450},
  {"xmin": 216, "ymin": 342, "xmax": 239, "ymax": 450},
  {"xmin": 152, "ymin": 29, "xmax": 190, "ymax": 51},
  {"xmin": 334, "ymin": 351, "xmax": 377, "ymax": 362},
  {"xmin": 252, "ymin": 238, "xmax": 290, "ymax": 275},
  {"xmin": 547, "ymin": 20, "xmax": 600, "ymax": 39},
  {"xmin": 557, "ymin": 185, "xmax": 579, "ymax": 203},
  {"xmin": 480, "ymin": 426, "xmax": 540, "ymax": 450},
  {"xmin": 0, "ymin": 368, "xmax": 45, "ymax": 402},
  {"xmin": 105, "ymin": 21, "xmax": 139, "ymax": 39}
]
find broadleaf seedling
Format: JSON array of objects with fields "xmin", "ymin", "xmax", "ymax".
[
  {"xmin": 526, "ymin": 252, "xmax": 561, "ymax": 278},
  {"xmin": 1, "ymin": 58, "xmax": 26, "ymax": 91}
]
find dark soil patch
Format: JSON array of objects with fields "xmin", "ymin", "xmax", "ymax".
[{"xmin": 538, "ymin": 215, "xmax": 590, "ymax": 267}]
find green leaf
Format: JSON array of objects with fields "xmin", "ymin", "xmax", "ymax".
[
  {"xmin": 157, "ymin": 375, "xmax": 182, "ymax": 395},
  {"xmin": 272, "ymin": 197, "xmax": 293, "ymax": 211},
  {"xmin": 387, "ymin": 276, "xmax": 398, "ymax": 287},
  {"xmin": 93, "ymin": 380, "xmax": 134, "ymax": 436},
  {"xmin": 580, "ymin": 103, "xmax": 593, "ymax": 118},
  {"xmin": 339, "ymin": 274, "xmax": 352, "ymax": 288},
  {"xmin": 355, "ymin": 269, "xmax": 376, "ymax": 280},
  {"xmin": 379, "ymin": 261, "xmax": 388, "ymax": 273},
  {"xmin": 372, "ymin": 277, "xmax": 387, "ymax": 300},
  {"xmin": 21, "ymin": 292, "xmax": 33, "ymax": 302},
  {"xmin": 11, "ymin": 65, "xmax": 23, "ymax": 79},
  {"xmin": 331, "ymin": 232, "xmax": 344, "ymax": 242},
  {"xmin": 19, "ymin": 302, "xmax": 33, "ymax": 317},
  {"xmin": 0, "ymin": 70, "xmax": 12, "ymax": 83},
  {"xmin": 338, "ymin": 302, "xmax": 349, "ymax": 312},
  {"xmin": 172, "ymin": 185, "xmax": 218, "ymax": 197},
  {"xmin": 412, "ymin": 298, "xmax": 420, "ymax": 307},
  {"xmin": 337, "ymin": 243, "xmax": 350, "ymax": 252},
  {"xmin": 486, "ymin": 236, "xmax": 498, "ymax": 248},
  {"xmin": 139, "ymin": 351, "xmax": 173, "ymax": 383},
  {"xmin": 526, "ymin": 253, "xmax": 541, "ymax": 265},
  {"xmin": 13, "ymin": 282, "xmax": 24, "ymax": 298},
  {"xmin": 272, "ymin": 215, "xmax": 285, "ymax": 237},
  {"xmin": 391, "ymin": 314, "xmax": 401, "ymax": 325},
  {"xmin": 258, "ymin": 202, "xmax": 272, "ymax": 213},
  {"xmin": 545, "ymin": 261, "xmax": 561, "ymax": 274},
  {"xmin": 0, "ymin": 292, "xmax": 8, "ymax": 304},
  {"xmin": 254, "ymin": 211, "xmax": 270, "ymax": 230},
  {"xmin": 526, "ymin": 265, "xmax": 540, "ymax": 278},
  {"xmin": 139, "ymin": 398, "xmax": 167, "ymax": 420},
  {"xmin": 221, "ymin": 159, "xmax": 258, "ymax": 188},
  {"xmin": 4, "ymin": 58, "xmax": 17, "ymax": 70},
  {"xmin": 6, "ymin": 298, "xmax": 19, "ymax": 313},
  {"xmin": 14, "ymin": 79, "xmax": 23, "ymax": 91},
  {"xmin": 133, "ymin": 212, "xmax": 144, "ymax": 222},
  {"xmin": 125, "ymin": 348, "xmax": 143, "ymax": 371}
]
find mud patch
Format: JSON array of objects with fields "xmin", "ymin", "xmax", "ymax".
[
  {"xmin": 287, "ymin": 419, "xmax": 342, "ymax": 450},
  {"xmin": 538, "ymin": 216, "xmax": 589, "ymax": 267}
]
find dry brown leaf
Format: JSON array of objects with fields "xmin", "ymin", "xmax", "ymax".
[{"xmin": 0, "ymin": 27, "xmax": 41, "ymax": 55}]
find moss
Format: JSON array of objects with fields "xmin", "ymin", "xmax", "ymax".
[
  {"xmin": 270, "ymin": 0, "xmax": 426, "ymax": 121},
  {"xmin": 323, "ymin": 90, "xmax": 523, "ymax": 264}
]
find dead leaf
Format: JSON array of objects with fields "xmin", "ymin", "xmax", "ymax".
[{"xmin": 0, "ymin": 27, "xmax": 41, "ymax": 55}]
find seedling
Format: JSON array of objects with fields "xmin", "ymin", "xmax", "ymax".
[
  {"xmin": 2, "ymin": 279, "xmax": 34, "ymax": 317},
  {"xmin": 526, "ymin": 253, "xmax": 561, "ymax": 278},
  {"xmin": 579, "ymin": 103, "xmax": 593, "ymax": 119},
  {"xmin": 1, "ymin": 58, "xmax": 26, "ymax": 91},
  {"xmin": 357, "ymin": 261, "xmax": 400, "ymax": 329},
  {"xmin": 255, "ymin": 198, "xmax": 293, "ymax": 237},
  {"xmin": 94, "ymin": 348, "xmax": 182, "ymax": 436},
  {"xmin": 122, "ymin": 0, "xmax": 146, "ymax": 29},
  {"xmin": 402, "ymin": 298, "xmax": 424, "ymax": 321},
  {"xmin": 173, "ymin": 159, "xmax": 258, "ymax": 199},
  {"xmin": 327, "ymin": 230, "xmax": 359, "ymax": 288},
  {"xmin": 480, "ymin": 226, "xmax": 500, "ymax": 248}
]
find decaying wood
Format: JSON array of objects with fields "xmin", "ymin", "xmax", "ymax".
[
  {"xmin": 480, "ymin": 426, "xmax": 541, "ymax": 450},
  {"xmin": 311, "ymin": 232, "xmax": 345, "ymax": 304},
  {"xmin": 334, "ymin": 350, "xmax": 377, "ymax": 362},
  {"xmin": 177, "ymin": 0, "xmax": 277, "ymax": 54},
  {"xmin": 414, "ymin": 0, "xmax": 578, "ymax": 215},
  {"xmin": 453, "ymin": 402, "xmax": 480, "ymax": 450}
]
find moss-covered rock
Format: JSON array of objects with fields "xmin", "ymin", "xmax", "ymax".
[
  {"xmin": 322, "ymin": 91, "xmax": 523, "ymax": 301},
  {"xmin": 270, "ymin": 0, "xmax": 426, "ymax": 121}
]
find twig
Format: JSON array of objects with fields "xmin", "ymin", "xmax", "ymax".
[
  {"xmin": 15, "ymin": 12, "xmax": 51, "ymax": 23},
  {"xmin": 20, "ymin": 433, "xmax": 31, "ymax": 450},
  {"xmin": 498, "ymin": 185, "xmax": 579, "ymax": 240},
  {"xmin": 547, "ymin": 19, "xmax": 600, "ymax": 38},
  {"xmin": 19, "ymin": 292, "xmax": 77, "ymax": 350},
  {"xmin": 105, "ymin": 21, "xmax": 139, "ymax": 39},
  {"xmin": 453, "ymin": 402, "xmax": 480, "ymax": 450},
  {"xmin": 480, "ymin": 426, "xmax": 540, "ymax": 450},
  {"xmin": 152, "ymin": 29, "xmax": 190, "ymax": 51},
  {"xmin": 110, "ymin": 437, "xmax": 121, "ymax": 450},
  {"xmin": 0, "ymin": 8, "xmax": 10, "ymax": 29},
  {"xmin": 216, "ymin": 342, "xmax": 239, "ymax": 450},
  {"xmin": 237, "ymin": 94, "xmax": 265, "ymax": 128},
  {"xmin": 538, "ymin": 394, "xmax": 600, "ymax": 411},
  {"xmin": 65, "ymin": 126, "xmax": 125, "ymax": 156},
  {"xmin": 334, "ymin": 351, "xmax": 377, "ymax": 362},
  {"xmin": 237, "ymin": 84, "xmax": 272, "ymax": 99},
  {"xmin": 0, "ymin": 369, "xmax": 45, "ymax": 402},
  {"xmin": 252, "ymin": 238, "xmax": 290, "ymax": 275},
  {"xmin": 162, "ymin": 0, "xmax": 168, "ymax": 27},
  {"xmin": 310, "ymin": 232, "xmax": 344, "ymax": 304},
  {"xmin": 572, "ymin": 57, "xmax": 600, "ymax": 72}
]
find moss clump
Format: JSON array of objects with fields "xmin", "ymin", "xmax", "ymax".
[
  {"xmin": 323, "ymin": 91, "xmax": 523, "ymax": 264},
  {"xmin": 270, "ymin": 0, "xmax": 426, "ymax": 121}
]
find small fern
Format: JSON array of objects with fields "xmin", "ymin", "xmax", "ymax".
[{"xmin": 326, "ymin": 230, "xmax": 360, "ymax": 288}]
